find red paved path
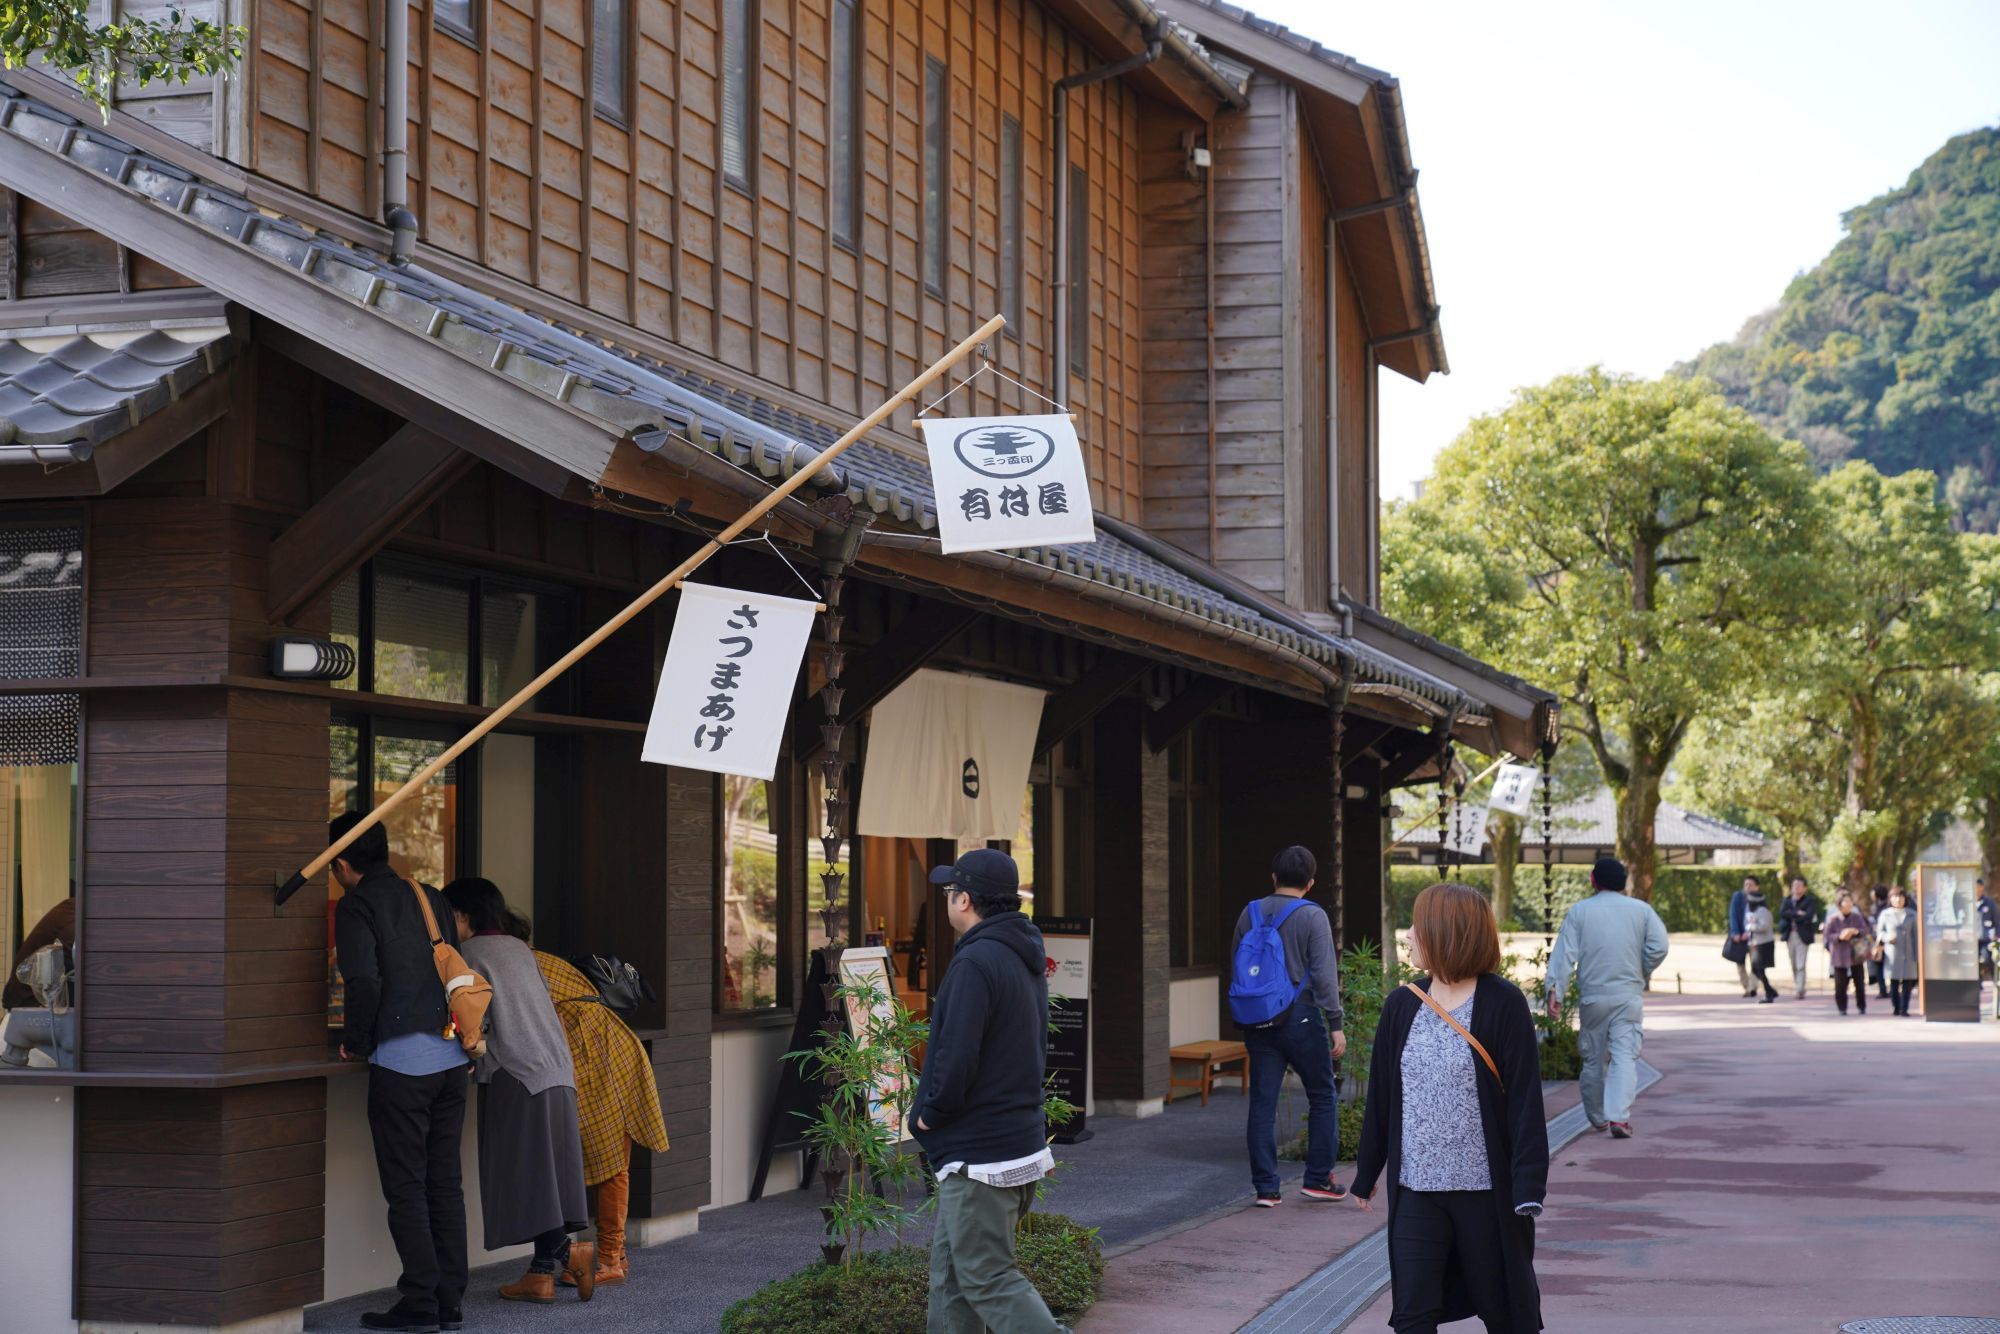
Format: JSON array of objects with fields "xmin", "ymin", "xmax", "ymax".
[{"xmin": 1087, "ymin": 994, "xmax": 2000, "ymax": 1333}]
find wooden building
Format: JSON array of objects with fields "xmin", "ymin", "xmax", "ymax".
[{"xmin": 0, "ymin": 0, "xmax": 1553, "ymax": 1328}]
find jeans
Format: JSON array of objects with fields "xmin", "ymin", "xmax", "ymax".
[
  {"xmin": 1578, "ymin": 995, "xmax": 1644, "ymax": 1125},
  {"xmin": 367, "ymin": 1063, "xmax": 470, "ymax": 1318},
  {"xmin": 1888, "ymin": 978, "xmax": 1916, "ymax": 1015},
  {"xmin": 1786, "ymin": 936, "xmax": 1812, "ymax": 996},
  {"xmin": 1243, "ymin": 1002, "xmax": 1337, "ymax": 1195},
  {"xmin": 1749, "ymin": 942, "xmax": 1778, "ymax": 1000},
  {"xmin": 927, "ymin": 1171, "xmax": 1064, "ymax": 1334},
  {"xmin": 1832, "ymin": 963, "xmax": 1868, "ymax": 1014},
  {"xmin": 1388, "ymin": 1188, "xmax": 1530, "ymax": 1333}
]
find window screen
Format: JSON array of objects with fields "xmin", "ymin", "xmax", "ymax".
[
  {"xmin": 831, "ymin": 0, "xmax": 861, "ymax": 247},
  {"xmin": 722, "ymin": 0, "xmax": 756, "ymax": 190},
  {"xmin": 923, "ymin": 57, "xmax": 948, "ymax": 295},
  {"xmin": 592, "ymin": 0, "xmax": 628, "ymax": 121}
]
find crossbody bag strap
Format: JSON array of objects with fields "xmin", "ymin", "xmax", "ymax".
[
  {"xmin": 1403, "ymin": 981, "xmax": 1503, "ymax": 1092},
  {"xmin": 403, "ymin": 876, "xmax": 445, "ymax": 946}
]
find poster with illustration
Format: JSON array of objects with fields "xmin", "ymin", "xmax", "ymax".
[{"xmin": 837, "ymin": 946, "xmax": 910, "ymax": 1142}]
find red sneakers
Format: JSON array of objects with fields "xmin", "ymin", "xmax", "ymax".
[{"xmin": 1299, "ymin": 1179, "xmax": 1349, "ymax": 1201}]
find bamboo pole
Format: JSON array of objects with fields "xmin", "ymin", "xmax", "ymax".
[
  {"xmin": 1384, "ymin": 753, "xmax": 1510, "ymax": 855},
  {"xmin": 277, "ymin": 313, "xmax": 1008, "ymax": 905}
]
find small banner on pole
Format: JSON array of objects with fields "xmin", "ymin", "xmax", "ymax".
[
  {"xmin": 642, "ymin": 582, "xmax": 817, "ymax": 780},
  {"xmin": 1487, "ymin": 762, "xmax": 1543, "ymax": 818},
  {"xmin": 917, "ymin": 413, "xmax": 1097, "ymax": 554}
]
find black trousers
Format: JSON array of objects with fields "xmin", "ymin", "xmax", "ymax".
[
  {"xmin": 1832, "ymin": 963, "xmax": 1868, "ymax": 1014},
  {"xmin": 1749, "ymin": 942, "xmax": 1778, "ymax": 999},
  {"xmin": 1389, "ymin": 1188, "xmax": 1517, "ymax": 1333},
  {"xmin": 368, "ymin": 1063, "xmax": 470, "ymax": 1316},
  {"xmin": 1889, "ymin": 978, "xmax": 1916, "ymax": 1014}
]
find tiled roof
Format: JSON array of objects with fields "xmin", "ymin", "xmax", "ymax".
[
  {"xmin": 1405, "ymin": 789, "xmax": 1768, "ymax": 850},
  {"xmin": 0, "ymin": 324, "xmax": 234, "ymax": 464},
  {"xmin": 0, "ymin": 83, "xmax": 1487, "ymax": 723}
]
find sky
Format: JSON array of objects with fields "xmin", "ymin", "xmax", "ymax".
[{"xmin": 1232, "ymin": 0, "xmax": 2000, "ymax": 500}]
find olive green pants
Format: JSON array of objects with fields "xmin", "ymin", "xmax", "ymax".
[{"xmin": 927, "ymin": 1171, "xmax": 1065, "ymax": 1334}]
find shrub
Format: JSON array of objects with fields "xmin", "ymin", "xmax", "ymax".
[
  {"xmin": 1392, "ymin": 864, "xmax": 1781, "ymax": 933},
  {"xmin": 719, "ymin": 1213, "xmax": 1103, "ymax": 1334}
]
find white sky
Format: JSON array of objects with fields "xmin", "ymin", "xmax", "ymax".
[{"xmin": 1233, "ymin": 0, "xmax": 2000, "ymax": 499}]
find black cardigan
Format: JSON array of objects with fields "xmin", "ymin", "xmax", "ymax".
[{"xmin": 1352, "ymin": 972, "xmax": 1549, "ymax": 1332}]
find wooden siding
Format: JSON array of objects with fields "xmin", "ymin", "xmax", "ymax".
[
  {"xmin": 1136, "ymin": 109, "xmax": 1214, "ymax": 561},
  {"xmin": 1, "ymin": 195, "xmax": 196, "ymax": 299},
  {"xmin": 247, "ymin": 0, "xmax": 1153, "ymax": 519},
  {"xmin": 1294, "ymin": 126, "xmax": 1329, "ymax": 613}
]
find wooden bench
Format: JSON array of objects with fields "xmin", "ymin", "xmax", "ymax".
[{"xmin": 1167, "ymin": 1040, "xmax": 1250, "ymax": 1106}]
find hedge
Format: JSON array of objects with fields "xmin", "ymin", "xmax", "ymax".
[
  {"xmin": 718, "ymin": 1211, "xmax": 1103, "ymax": 1333},
  {"xmin": 1390, "ymin": 864, "xmax": 1782, "ymax": 933}
]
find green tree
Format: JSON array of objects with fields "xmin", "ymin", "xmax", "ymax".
[
  {"xmin": 1396, "ymin": 370, "xmax": 1817, "ymax": 900},
  {"xmin": 1670, "ymin": 692, "xmax": 1845, "ymax": 881},
  {"xmin": 1, "ymin": 1, "xmax": 243, "ymax": 114}
]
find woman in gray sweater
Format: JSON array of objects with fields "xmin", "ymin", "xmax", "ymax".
[{"xmin": 444, "ymin": 878, "xmax": 594, "ymax": 1304}]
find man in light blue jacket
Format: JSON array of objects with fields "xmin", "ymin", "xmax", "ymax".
[{"xmin": 1546, "ymin": 856, "xmax": 1669, "ymax": 1139}]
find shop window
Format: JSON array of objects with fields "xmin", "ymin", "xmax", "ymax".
[
  {"xmin": 0, "ymin": 515, "xmax": 82, "ymax": 1069},
  {"xmin": 923, "ymin": 56, "xmax": 948, "ymax": 296},
  {"xmin": 1168, "ymin": 724, "xmax": 1220, "ymax": 970},
  {"xmin": 719, "ymin": 777, "xmax": 780, "ymax": 1011},
  {"xmin": 830, "ymin": 0, "xmax": 861, "ymax": 248},
  {"xmin": 1029, "ymin": 728, "xmax": 1091, "ymax": 919},
  {"xmin": 332, "ymin": 562, "xmax": 575, "ymax": 712},
  {"xmin": 592, "ymin": 0, "xmax": 629, "ymax": 122},
  {"xmin": 373, "ymin": 565, "xmax": 473, "ymax": 704},
  {"xmin": 721, "ymin": 0, "xmax": 756, "ymax": 192}
]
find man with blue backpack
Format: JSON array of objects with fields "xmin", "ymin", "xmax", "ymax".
[{"xmin": 1229, "ymin": 845, "xmax": 1346, "ymax": 1208}]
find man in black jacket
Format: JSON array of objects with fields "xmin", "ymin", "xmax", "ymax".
[
  {"xmin": 1777, "ymin": 877, "xmax": 1823, "ymax": 1000},
  {"xmin": 331, "ymin": 813, "xmax": 470, "ymax": 1334},
  {"xmin": 914, "ymin": 848, "xmax": 1067, "ymax": 1334}
]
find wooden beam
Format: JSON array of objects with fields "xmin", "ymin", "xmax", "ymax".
[
  {"xmin": 1340, "ymin": 716, "xmax": 1399, "ymax": 763},
  {"xmin": 796, "ymin": 601, "xmax": 980, "ymax": 761},
  {"xmin": 1378, "ymin": 728, "xmax": 1443, "ymax": 789},
  {"xmin": 265, "ymin": 424, "xmax": 473, "ymax": 624},
  {"xmin": 1145, "ymin": 675, "xmax": 1233, "ymax": 753},
  {"xmin": 1035, "ymin": 651, "xmax": 1151, "ymax": 758}
]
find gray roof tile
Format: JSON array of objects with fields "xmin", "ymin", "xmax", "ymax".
[{"xmin": 0, "ymin": 324, "xmax": 235, "ymax": 459}]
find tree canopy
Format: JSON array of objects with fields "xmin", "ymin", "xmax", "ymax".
[
  {"xmin": 0, "ymin": 1, "xmax": 242, "ymax": 113},
  {"xmin": 1681, "ymin": 126, "xmax": 2000, "ymax": 529}
]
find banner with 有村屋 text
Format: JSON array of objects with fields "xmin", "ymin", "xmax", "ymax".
[
  {"xmin": 917, "ymin": 413, "xmax": 1097, "ymax": 554},
  {"xmin": 641, "ymin": 583, "xmax": 817, "ymax": 780}
]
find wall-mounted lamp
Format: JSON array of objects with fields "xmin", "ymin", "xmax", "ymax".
[{"xmin": 269, "ymin": 636, "xmax": 357, "ymax": 682}]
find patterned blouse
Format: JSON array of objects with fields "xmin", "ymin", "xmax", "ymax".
[{"xmin": 1398, "ymin": 993, "xmax": 1492, "ymax": 1192}]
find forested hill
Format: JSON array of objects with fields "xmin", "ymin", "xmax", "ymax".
[{"xmin": 1680, "ymin": 126, "xmax": 2000, "ymax": 528}]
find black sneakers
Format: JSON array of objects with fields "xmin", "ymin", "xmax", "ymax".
[
  {"xmin": 1299, "ymin": 1178, "xmax": 1349, "ymax": 1202},
  {"xmin": 1254, "ymin": 1191, "xmax": 1283, "ymax": 1208},
  {"xmin": 361, "ymin": 1307, "xmax": 440, "ymax": 1333}
]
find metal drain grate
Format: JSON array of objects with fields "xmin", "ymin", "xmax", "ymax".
[{"xmin": 1840, "ymin": 1321, "xmax": 2000, "ymax": 1334}]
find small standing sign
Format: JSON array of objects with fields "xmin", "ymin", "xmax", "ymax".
[
  {"xmin": 917, "ymin": 413, "xmax": 1097, "ymax": 555},
  {"xmin": 642, "ymin": 583, "xmax": 818, "ymax": 780}
]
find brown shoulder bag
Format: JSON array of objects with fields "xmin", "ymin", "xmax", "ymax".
[
  {"xmin": 405, "ymin": 878, "xmax": 492, "ymax": 1059},
  {"xmin": 1403, "ymin": 981, "xmax": 1503, "ymax": 1092}
]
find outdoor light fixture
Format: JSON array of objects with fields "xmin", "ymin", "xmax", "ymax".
[{"xmin": 268, "ymin": 635, "xmax": 357, "ymax": 682}]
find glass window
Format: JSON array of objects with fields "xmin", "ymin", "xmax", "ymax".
[
  {"xmin": 923, "ymin": 56, "xmax": 948, "ymax": 295},
  {"xmin": 330, "ymin": 573, "xmax": 361, "ymax": 694},
  {"xmin": 483, "ymin": 583, "xmax": 573, "ymax": 710},
  {"xmin": 0, "ymin": 516, "xmax": 82, "ymax": 1069},
  {"xmin": 1068, "ymin": 163, "xmax": 1088, "ymax": 376},
  {"xmin": 592, "ymin": 0, "xmax": 628, "ymax": 121},
  {"xmin": 1029, "ymin": 728, "xmax": 1090, "ymax": 919},
  {"xmin": 830, "ymin": 0, "xmax": 861, "ymax": 248},
  {"xmin": 805, "ymin": 763, "xmax": 848, "ymax": 953},
  {"xmin": 1168, "ymin": 726, "xmax": 1220, "ymax": 969},
  {"xmin": 372, "ymin": 565, "xmax": 472, "ymax": 703},
  {"xmin": 722, "ymin": 0, "xmax": 756, "ymax": 191},
  {"xmin": 373, "ymin": 726, "xmax": 462, "ymax": 888},
  {"xmin": 719, "ymin": 777, "xmax": 779, "ymax": 1010},
  {"xmin": 436, "ymin": 0, "xmax": 477, "ymax": 43},
  {"xmin": 479, "ymin": 731, "xmax": 538, "ymax": 905},
  {"xmin": 1000, "ymin": 114, "xmax": 1023, "ymax": 332}
]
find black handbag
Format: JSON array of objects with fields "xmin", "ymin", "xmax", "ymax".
[
  {"xmin": 1721, "ymin": 936, "xmax": 1749, "ymax": 964},
  {"xmin": 571, "ymin": 954, "xmax": 658, "ymax": 1015}
]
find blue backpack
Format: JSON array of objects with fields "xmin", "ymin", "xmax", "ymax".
[{"xmin": 1228, "ymin": 898, "xmax": 1310, "ymax": 1027}]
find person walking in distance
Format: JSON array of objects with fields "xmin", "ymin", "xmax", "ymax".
[
  {"xmin": 1867, "ymin": 884, "xmax": 1893, "ymax": 1000},
  {"xmin": 1545, "ymin": 856, "xmax": 1668, "ymax": 1139},
  {"xmin": 1825, "ymin": 891, "xmax": 1875, "ymax": 1016},
  {"xmin": 1744, "ymin": 882, "xmax": 1779, "ymax": 1004},
  {"xmin": 1351, "ymin": 883, "xmax": 1549, "ymax": 1334},
  {"xmin": 330, "ymin": 813, "xmax": 471, "ymax": 1334},
  {"xmin": 1229, "ymin": 845, "xmax": 1347, "ymax": 1207},
  {"xmin": 1777, "ymin": 877, "xmax": 1822, "ymax": 1000},
  {"xmin": 1974, "ymin": 877, "xmax": 1999, "ymax": 1017},
  {"xmin": 1876, "ymin": 885, "xmax": 1920, "ymax": 1016},
  {"xmin": 1726, "ymin": 875, "xmax": 1759, "ymax": 998},
  {"xmin": 913, "ymin": 849, "xmax": 1070, "ymax": 1334}
]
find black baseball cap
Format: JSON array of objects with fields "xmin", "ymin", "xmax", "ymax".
[{"xmin": 928, "ymin": 848, "xmax": 1020, "ymax": 898}]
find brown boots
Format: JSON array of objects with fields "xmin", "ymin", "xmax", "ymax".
[
  {"xmin": 501, "ymin": 1240, "xmax": 596, "ymax": 1304},
  {"xmin": 558, "ymin": 1170, "xmax": 631, "ymax": 1287}
]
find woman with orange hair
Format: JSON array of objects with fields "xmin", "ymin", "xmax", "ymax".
[{"xmin": 1352, "ymin": 883, "xmax": 1548, "ymax": 1333}]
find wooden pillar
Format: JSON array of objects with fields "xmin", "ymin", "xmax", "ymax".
[
  {"xmin": 1088, "ymin": 697, "xmax": 1170, "ymax": 1115},
  {"xmin": 1342, "ymin": 754, "xmax": 1385, "ymax": 955}
]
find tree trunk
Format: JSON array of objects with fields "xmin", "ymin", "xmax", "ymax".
[
  {"xmin": 1780, "ymin": 840, "xmax": 1804, "ymax": 885},
  {"xmin": 1615, "ymin": 766, "xmax": 1664, "ymax": 902},
  {"xmin": 1980, "ymin": 794, "xmax": 2000, "ymax": 880},
  {"xmin": 1841, "ymin": 695, "xmax": 1883, "ymax": 897},
  {"xmin": 1490, "ymin": 815, "xmax": 1521, "ymax": 926}
]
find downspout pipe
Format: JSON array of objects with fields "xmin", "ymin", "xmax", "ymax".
[
  {"xmin": 383, "ymin": 0, "xmax": 417, "ymax": 264},
  {"xmin": 1052, "ymin": 32, "xmax": 1162, "ymax": 405}
]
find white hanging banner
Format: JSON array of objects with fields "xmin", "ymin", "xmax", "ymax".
[
  {"xmin": 1487, "ymin": 762, "xmax": 1543, "ymax": 818},
  {"xmin": 642, "ymin": 583, "xmax": 818, "ymax": 780},
  {"xmin": 917, "ymin": 413, "xmax": 1097, "ymax": 554},
  {"xmin": 1446, "ymin": 802, "xmax": 1489, "ymax": 857},
  {"xmin": 856, "ymin": 668, "xmax": 1046, "ymax": 841}
]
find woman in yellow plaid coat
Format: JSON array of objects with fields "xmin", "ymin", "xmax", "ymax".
[{"xmin": 534, "ymin": 951, "xmax": 670, "ymax": 1286}]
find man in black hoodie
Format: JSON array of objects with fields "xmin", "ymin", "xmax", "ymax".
[{"xmin": 915, "ymin": 848, "xmax": 1067, "ymax": 1334}]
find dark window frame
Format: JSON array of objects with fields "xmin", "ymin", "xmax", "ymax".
[
  {"xmin": 922, "ymin": 55, "xmax": 949, "ymax": 299},
  {"xmin": 999, "ymin": 113, "xmax": 1023, "ymax": 338},
  {"xmin": 591, "ymin": 0, "xmax": 632, "ymax": 125},
  {"xmin": 830, "ymin": 0, "xmax": 863, "ymax": 252},
  {"xmin": 1167, "ymin": 723, "xmax": 1220, "ymax": 971},
  {"xmin": 721, "ymin": 0, "xmax": 759, "ymax": 196}
]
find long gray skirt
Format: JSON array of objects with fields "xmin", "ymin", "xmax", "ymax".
[{"xmin": 477, "ymin": 1069, "xmax": 590, "ymax": 1250}]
